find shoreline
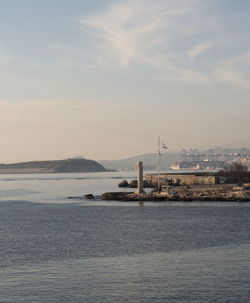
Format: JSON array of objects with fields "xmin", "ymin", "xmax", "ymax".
[
  {"xmin": 102, "ymin": 185, "xmax": 250, "ymax": 202},
  {"xmin": 0, "ymin": 169, "xmax": 115, "ymax": 174}
]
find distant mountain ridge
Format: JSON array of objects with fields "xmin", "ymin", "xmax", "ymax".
[
  {"xmin": 0, "ymin": 158, "xmax": 108, "ymax": 174},
  {"xmin": 100, "ymin": 148, "xmax": 250, "ymax": 171},
  {"xmin": 100, "ymin": 153, "xmax": 179, "ymax": 171}
]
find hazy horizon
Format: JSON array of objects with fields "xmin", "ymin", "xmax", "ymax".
[
  {"xmin": 1, "ymin": 0, "xmax": 250, "ymax": 162},
  {"xmin": 1, "ymin": 145, "xmax": 250, "ymax": 164}
]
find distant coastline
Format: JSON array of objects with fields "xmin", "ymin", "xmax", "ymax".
[{"xmin": 0, "ymin": 158, "xmax": 110, "ymax": 174}]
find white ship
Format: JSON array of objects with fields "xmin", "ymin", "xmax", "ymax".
[{"xmin": 170, "ymin": 149, "xmax": 250, "ymax": 171}]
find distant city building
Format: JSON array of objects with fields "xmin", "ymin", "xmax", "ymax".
[{"xmin": 170, "ymin": 148, "xmax": 250, "ymax": 171}]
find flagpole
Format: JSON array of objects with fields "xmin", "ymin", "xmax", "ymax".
[
  {"xmin": 157, "ymin": 136, "xmax": 161, "ymax": 191},
  {"xmin": 157, "ymin": 137, "xmax": 168, "ymax": 191}
]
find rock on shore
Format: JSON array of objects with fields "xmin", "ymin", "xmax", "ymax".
[
  {"xmin": 102, "ymin": 190, "xmax": 250, "ymax": 202},
  {"xmin": 118, "ymin": 179, "xmax": 155, "ymax": 188},
  {"xmin": 102, "ymin": 192, "xmax": 166, "ymax": 201}
]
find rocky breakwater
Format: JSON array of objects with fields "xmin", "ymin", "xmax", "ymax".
[
  {"xmin": 160, "ymin": 189, "xmax": 250, "ymax": 202},
  {"xmin": 118, "ymin": 179, "xmax": 154, "ymax": 188},
  {"xmin": 102, "ymin": 192, "xmax": 166, "ymax": 201},
  {"xmin": 102, "ymin": 186, "xmax": 250, "ymax": 202}
]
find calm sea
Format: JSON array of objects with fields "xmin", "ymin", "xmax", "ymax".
[{"xmin": 0, "ymin": 171, "xmax": 249, "ymax": 303}]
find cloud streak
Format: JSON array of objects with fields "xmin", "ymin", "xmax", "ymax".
[
  {"xmin": 80, "ymin": 0, "xmax": 250, "ymax": 89},
  {"xmin": 188, "ymin": 41, "xmax": 214, "ymax": 60},
  {"xmin": 0, "ymin": 54, "xmax": 12, "ymax": 65},
  {"xmin": 213, "ymin": 52, "xmax": 250, "ymax": 90}
]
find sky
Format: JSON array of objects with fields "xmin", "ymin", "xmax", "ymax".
[{"xmin": 0, "ymin": 0, "xmax": 250, "ymax": 162}]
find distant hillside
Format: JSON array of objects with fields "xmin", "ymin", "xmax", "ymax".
[
  {"xmin": 100, "ymin": 153, "xmax": 180, "ymax": 171},
  {"xmin": 100, "ymin": 148, "xmax": 250, "ymax": 171},
  {"xmin": 0, "ymin": 158, "xmax": 108, "ymax": 174}
]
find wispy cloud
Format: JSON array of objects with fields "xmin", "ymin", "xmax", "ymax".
[
  {"xmin": 81, "ymin": 0, "xmax": 199, "ymax": 66},
  {"xmin": 0, "ymin": 100, "xmax": 99, "ymax": 114},
  {"xmin": 79, "ymin": 0, "xmax": 250, "ymax": 89},
  {"xmin": 50, "ymin": 43, "xmax": 74, "ymax": 51},
  {"xmin": 213, "ymin": 52, "xmax": 250, "ymax": 89},
  {"xmin": 0, "ymin": 54, "xmax": 12, "ymax": 65},
  {"xmin": 188, "ymin": 41, "xmax": 214, "ymax": 60}
]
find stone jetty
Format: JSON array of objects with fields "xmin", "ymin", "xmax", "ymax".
[
  {"xmin": 102, "ymin": 188, "xmax": 250, "ymax": 202},
  {"xmin": 103, "ymin": 161, "xmax": 250, "ymax": 202},
  {"xmin": 71, "ymin": 161, "xmax": 250, "ymax": 203}
]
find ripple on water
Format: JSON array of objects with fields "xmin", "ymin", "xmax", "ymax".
[{"xmin": 0, "ymin": 244, "xmax": 250, "ymax": 303}]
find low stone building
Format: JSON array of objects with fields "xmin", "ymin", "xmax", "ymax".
[{"xmin": 145, "ymin": 172, "xmax": 218, "ymax": 186}]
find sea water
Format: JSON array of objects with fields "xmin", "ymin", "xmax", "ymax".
[{"xmin": 0, "ymin": 172, "xmax": 249, "ymax": 302}]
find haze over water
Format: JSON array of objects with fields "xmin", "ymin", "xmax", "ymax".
[
  {"xmin": 0, "ymin": 172, "xmax": 249, "ymax": 302},
  {"xmin": 1, "ymin": 0, "xmax": 250, "ymax": 300},
  {"xmin": 1, "ymin": 0, "xmax": 250, "ymax": 162}
]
